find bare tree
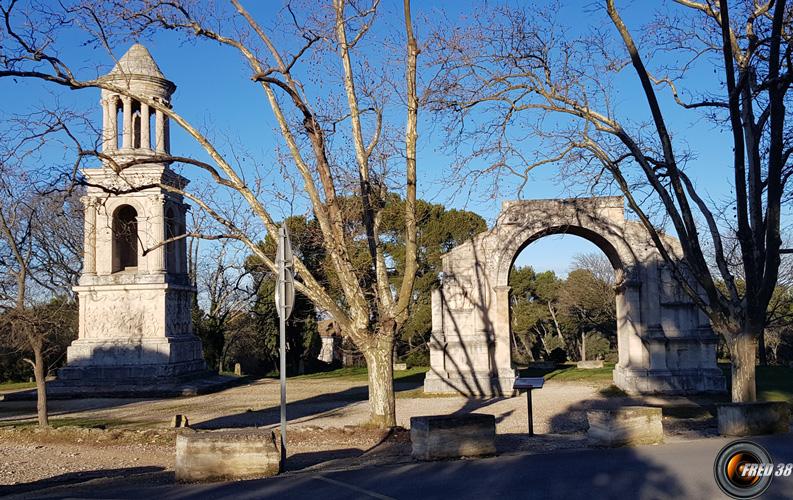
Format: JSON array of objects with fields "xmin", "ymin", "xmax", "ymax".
[
  {"xmin": 0, "ymin": 170, "xmax": 82, "ymax": 426},
  {"xmin": 572, "ymin": 252, "xmax": 615, "ymax": 287},
  {"xmin": 0, "ymin": 0, "xmax": 421, "ymax": 426},
  {"xmin": 434, "ymin": 0, "xmax": 792, "ymax": 402}
]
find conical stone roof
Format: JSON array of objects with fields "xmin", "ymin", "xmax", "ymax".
[{"xmin": 109, "ymin": 43, "xmax": 166, "ymax": 79}]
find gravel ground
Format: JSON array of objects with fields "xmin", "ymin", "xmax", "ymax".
[{"xmin": 0, "ymin": 377, "xmax": 718, "ymax": 496}]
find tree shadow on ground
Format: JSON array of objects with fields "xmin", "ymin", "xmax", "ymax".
[
  {"xmin": 0, "ymin": 397, "xmax": 160, "ymax": 423},
  {"xmin": 194, "ymin": 384, "xmax": 368, "ymax": 429},
  {"xmin": 193, "ymin": 372, "xmax": 448, "ymax": 429},
  {"xmin": 547, "ymin": 391, "xmax": 720, "ymax": 437},
  {"xmin": 0, "ymin": 466, "xmax": 167, "ymax": 498}
]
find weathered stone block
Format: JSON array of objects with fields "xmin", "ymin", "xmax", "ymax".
[
  {"xmin": 586, "ymin": 406, "xmax": 663, "ymax": 447},
  {"xmin": 411, "ymin": 414, "xmax": 496, "ymax": 460},
  {"xmin": 576, "ymin": 360, "xmax": 604, "ymax": 369},
  {"xmin": 175, "ymin": 429, "xmax": 280, "ymax": 482},
  {"xmin": 717, "ymin": 402, "xmax": 790, "ymax": 436}
]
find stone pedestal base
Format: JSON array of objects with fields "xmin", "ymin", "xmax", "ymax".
[
  {"xmin": 717, "ymin": 402, "xmax": 791, "ymax": 436},
  {"xmin": 411, "ymin": 414, "xmax": 496, "ymax": 460},
  {"xmin": 61, "ymin": 335, "xmax": 205, "ymax": 379},
  {"xmin": 423, "ymin": 369, "xmax": 517, "ymax": 397},
  {"xmin": 0, "ymin": 336, "xmax": 240, "ymax": 400},
  {"xmin": 54, "ymin": 335, "xmax": 207, "ymax": 389},
  {"xmin": 613, "ymin": 365, "xmax": 725, "ymax": 395},
  {"xmin": 586, "ymin": 406, "xmax": 664, "ymax": 447},
  {"xmin": 176, "ymin": 429, "xmax": 280, "ymax": 482}
]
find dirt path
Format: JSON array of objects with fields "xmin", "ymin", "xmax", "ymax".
[{"xmin": 0, "ymin": 378, "xmax": 612, "ymax": 432}]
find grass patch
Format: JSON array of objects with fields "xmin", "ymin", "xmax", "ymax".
[
  {"xmin": 757, "ymin": 365, "xmax": 793, "ymax": 402},
  {"xmin": 292, "ymin": 366, "xmax": 428, "ymax": 383},
  {"xmin": 519, "ymin": 362, "xmax": 616, "ymax": 384},
  {"xmin": 0, "ymin": 381, "xmax": 36, "ymax": 391},
  {"xmin": 719, "ymin": 363, "xmax": 793, "ymax": 402}
]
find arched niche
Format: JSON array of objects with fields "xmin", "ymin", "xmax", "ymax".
[{"xmin": 112, "ymin": 204, "xmax": 139, "ymax": 272}]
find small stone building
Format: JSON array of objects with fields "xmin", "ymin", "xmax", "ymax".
[{"xmin": 317, "ymin": 319, "xmax": 341, "ymax": 364}]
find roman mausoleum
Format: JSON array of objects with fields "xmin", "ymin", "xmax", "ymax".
[{"xmin": 52, "ymin": 44, "xmax": 212, "ymax": 394}]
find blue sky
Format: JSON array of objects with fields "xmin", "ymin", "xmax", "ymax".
[{"xmin": 1, "ymin": 0, "xmax": 779, "ymax": 277}]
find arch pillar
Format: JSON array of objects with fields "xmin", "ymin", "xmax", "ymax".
[{"xmin": 492, "ymin": 285, "xmax": 513, "ymax": 377}]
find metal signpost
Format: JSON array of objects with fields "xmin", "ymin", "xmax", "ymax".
[
  {"xmin": 275, "ymin": 225, "xmax": 295, "ymax": 468},
  {"xmin": 513, "ymin": 377, "xmax": 545, "ymax": 437}
]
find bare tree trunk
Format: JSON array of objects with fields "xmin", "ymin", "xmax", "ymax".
[
  {"xmin": 730, "ymin": 332, "xmax": 757, "ymax": 403},
  {"xmin": 362, "ymin": 337, "xmax": 395, "ymax": 428},
  {"xmin": 758, "ymin": 331, "xmax": 767, "ymax": 366},
  {"xmin": 580, "ymin": 331, "xmax": 586, "ymax": 362},
  {"xmin": 548, "ymin": 301, "xmax": 562, "ymax": 338},
  {"xmin": 33, "ymin": 344, "xmax": 48, "ymax": 427}
]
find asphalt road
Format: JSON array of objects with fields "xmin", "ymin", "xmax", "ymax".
[{"xmin": 19, "ymin": 434, "xmax": 793, "ymax": 499}]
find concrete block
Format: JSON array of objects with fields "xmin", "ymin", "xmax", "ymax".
[
  {"xmin": 717, "ymin": 402, "xmax": 790, "ymax": 436},
  {"xmin": 411, "ymin": 414, "xmax": 496, "ymax": 460},
  {"xmin": 393, "ymin": 363, "xmax": 407, "ymax": 371},
  {"xmin": 175, "ymin": 429, "xmax": 280, "ymax": 482},
  {"xmin": 576, "ymin": 360, "xmax": 604, "ymax": 369},
  {"xmin": 586, "ymin": 406, "xmax": 663, "ymax": 447}
]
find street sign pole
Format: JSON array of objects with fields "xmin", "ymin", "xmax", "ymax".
[
  {"xmin": 275, "ymin": 225, "xmax": 294, "ymax": 470},
  {"xmin": 279, "ymin": 257, "xmax": 287, "ymax": 468}
]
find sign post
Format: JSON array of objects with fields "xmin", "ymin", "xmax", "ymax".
[
  {"xmin": 275, "ymin": 225, "xmax": 294, "ymax": 469},
  {"xmin": 513, "ymin": 377, "xmax": 545, "ymax": 437}
]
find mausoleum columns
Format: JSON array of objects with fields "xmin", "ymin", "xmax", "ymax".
[
  {"xmin": 122, "ymin": 96, "xmax": 133, "ymax": 149},
  {"xmin": 102, "ymin": 95, "xmax": 119, "ymax": 152},
  {"xmin": 82, "ymin": 197, "xmax": 97, "ymax": 276},
  {"xmin": 140, "ymin": 102, "xmax": 151, "ymax": 150},
  {"xmin": 101, "ymin": 93, "xmax": 173, "ymax": 153},
  {"xmin": 148, "ymin": 196, "xmax": 166, "ymax": 274},
  {"xmin": 155, "ymin": 108, "xmax": 167, "ymax": 153}
]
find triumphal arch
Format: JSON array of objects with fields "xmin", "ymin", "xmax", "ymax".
[{"xmin": 423, "ymin": 196, "xmax": 726, "ymax": 396}]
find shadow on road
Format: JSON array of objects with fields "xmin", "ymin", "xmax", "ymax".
[{"xmin": 0, "ymin": 466, "xmax": 168, "ymax": 498}]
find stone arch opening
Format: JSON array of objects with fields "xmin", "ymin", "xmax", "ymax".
[
  {"xmin": 112, "ymin": 204, "xmax": 138, "ymax": 272},
  {"xmin": 505, "ymin": 229, "xmax": 625, "ymax": 370}
]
